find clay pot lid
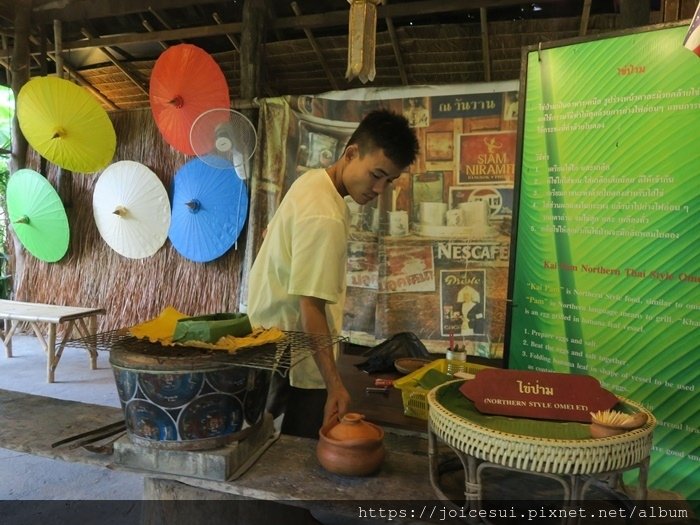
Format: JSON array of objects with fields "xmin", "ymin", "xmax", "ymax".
[{"xmin": 325, "ymin": 413, "xmax": 383, "ymax": 442}]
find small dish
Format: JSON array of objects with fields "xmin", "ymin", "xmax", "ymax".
[
  {"xmin": 394, "ymin": 357, "xmax": 431, "ymax": 375},
  {"xmin": 589, "ymin": 409, "xmax": 648, "ymax": 438}
]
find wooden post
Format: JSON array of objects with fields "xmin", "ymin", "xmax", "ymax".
[
  {"xmin": 240, "ymin": 0, "xmax": 266, "ymax": 102},
  {"xmin": 53, "ymin": 20, "xmax": 63, "ymax": 79},
  {"xmin": 10, "ymin": 0, "xmax": 33, "ymax": 299},
  {"xmin": 10, "ymin": 0, "xmax": 31, "ymax": 175},
  {"xmin": 240, "ymin": 0, "xmax": 266, "ymax": 126},
  {"xmin": 662, "ymin": 0, "xmax": 681, "ymax": 21},
  {"xmin": 479, "ymin": 7, "xmax": 491, "ymax": 82},
  {"xmin": 579, "ymin": 0, "xmax": 592, "ymax": 36},
  {"xmin": 53, "ymin": 19, "xmax": 72, "ymax": 206}
]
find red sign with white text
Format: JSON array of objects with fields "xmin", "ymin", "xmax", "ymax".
[{"xmin": 460, "ymin": 369, "xmax": 618, "ymax": 422}]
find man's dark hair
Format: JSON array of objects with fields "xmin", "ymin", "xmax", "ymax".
[{"xmin": 346, "ymin": 109, "xmax": 419, "ymax": 169}]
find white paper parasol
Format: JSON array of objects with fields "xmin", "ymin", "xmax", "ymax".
[{"xmin": 92, "ymin": 160, "xmax": 171, "ymax": 259}]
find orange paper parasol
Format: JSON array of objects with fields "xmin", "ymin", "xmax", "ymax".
[
  {"xmin": 149, "ymin": 44, "xmax": 230, "ymax": 155},
  {"xmin": 17, "ymin": 77, "xmax": 116, "ymax": 173}
]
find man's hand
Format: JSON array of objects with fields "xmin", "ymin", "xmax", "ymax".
[
  {"xmin": 299, "ymin": 295, "xmax": 352, "ymax": 428},
  {"xmin": 323, "ymin": 381, "xmax": 351, "ymax": 427}
]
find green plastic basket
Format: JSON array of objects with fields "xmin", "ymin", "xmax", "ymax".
[{"xmin": 393, "ymin": 358, "xmax": 491, "ymax": 420}]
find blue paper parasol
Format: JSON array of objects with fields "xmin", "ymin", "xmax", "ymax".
[{"xmin": 168, "ymin": 156, "xmax": 248, "ymax": 263}]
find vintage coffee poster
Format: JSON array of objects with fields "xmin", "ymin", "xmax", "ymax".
[{"xmin": 439, "ymin": 269, "xmax": 486, "ymax": 337}]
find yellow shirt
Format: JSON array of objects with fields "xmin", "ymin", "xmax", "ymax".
[{"xmin": 247, "ymin": 168, "xmax": 348, "ymax": 388}]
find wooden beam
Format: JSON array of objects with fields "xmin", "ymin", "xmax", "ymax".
[
  {"xmin": 213, "ymin": 11, "xmax": 240, "ymax": 53},
  {"xmin": 25, "ymin": 33, "xmax": 118, "ymax": 109},
  {"xmin": 148, "ymin": 7, "xmax": 184, "ymax": 45},
  {"xmin": 141, "ymin": 17, "xmax": 168, "ymax": 50},
  {"xmin": 81, "ymin": 28, "xmax": 149, "ymax": 96},
  {"xmin": 0, "ymin": 0, "xmax": 588, "ymax": 61},
  {"xmin": 32, "ymin": 0, "xmax": 567, "ymax": 25},
  {"xmin": 479, "ymin": 7, "xmax": 491, "ymax": 82},
  {"xmin": 32, "ymin": 0, "xmax": 228, "ymax": 24},
  {"xmin": 290, "ymin": 2, "xmax": 338, "ymax": 90},
  {"xmin": 385, "ymin": 1, "xmax": 407, "ymax": 85},
  {"xmin": 58, "ymin": 62, "xmax": 119, "ymax": 110}
]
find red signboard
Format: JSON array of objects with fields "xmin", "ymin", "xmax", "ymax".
[{"xmin": 460, "ymin": 369, "xmax": 619, "ymax": 422}]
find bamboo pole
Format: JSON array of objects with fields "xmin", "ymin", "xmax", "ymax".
[
  {"xmin": 479, "ymin": 7, "xmax": 491, "ymax": 82},
  {"xmin": 290, "ymin": 2, "xmax": 339, "ymax": 90}
]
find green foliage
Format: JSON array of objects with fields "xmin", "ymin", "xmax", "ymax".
[{"xmin": 0, "ymin": 86, "xmax": 13, "ymax": 299}]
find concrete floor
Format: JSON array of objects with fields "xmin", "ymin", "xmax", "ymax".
[{"xmin": 0, "ymin": 334, "xmax": 144, "ymax": 500}]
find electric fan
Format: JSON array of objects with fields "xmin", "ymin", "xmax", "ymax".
[
  {"xmin": 189, "ymin": 108, "xmax": 257, "ymax": 179},
  {"xmin": 189, "ymin": 108, "xmax": 257, "ymax": 249}
]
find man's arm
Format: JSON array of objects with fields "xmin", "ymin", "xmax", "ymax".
[{"xmin": 298, "ymin": 295, "xmax": 351, "ymax": 427}]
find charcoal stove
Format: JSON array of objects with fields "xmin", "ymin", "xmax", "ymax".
[{"xmin": 68, "ymin": 329, "xmax": 344, "ymax": 480}]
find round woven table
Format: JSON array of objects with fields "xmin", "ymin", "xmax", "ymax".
[{"xmin": 427, "ymin": 381, "xmax": 655, "ymax": 518}]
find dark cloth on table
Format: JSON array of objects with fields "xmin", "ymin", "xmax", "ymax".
[{"xmin": 355, "ymin": 332, "xmax": 433, "ymax": 374}]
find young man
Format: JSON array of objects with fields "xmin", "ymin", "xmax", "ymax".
[{"xmin": 247, "ymin": 109, "xmax": 419, "ymax": 438}]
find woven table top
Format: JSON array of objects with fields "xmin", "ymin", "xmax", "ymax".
[{"xmin": 428, "ymin": 380, "xmax": 656, "ymax": 475}]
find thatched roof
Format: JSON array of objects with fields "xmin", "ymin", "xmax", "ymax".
[{"xmin": 1, "ymin": 0, "xmax": 694, "ymax": 109}]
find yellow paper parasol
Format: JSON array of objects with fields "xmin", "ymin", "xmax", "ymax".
[
  {"xmin": 16, "ymin": 77, "xmax": 116, "ymax": 173},
  {"xmin": 92, "ymin": 160, "xmax": 171, "ymax": 259}
]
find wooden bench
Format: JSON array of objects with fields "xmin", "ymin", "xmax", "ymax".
[{"xmin": 0, "ymin": 300, "xmax": 105, "ymax": 383}]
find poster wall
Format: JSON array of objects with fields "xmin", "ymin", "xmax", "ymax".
[
  {"xmin": 506, "ymin": 25, "xmax": 699, "ymax": 502},
  {"xmin": 243, "ymin": 82, "xmax": 518, "ymax": 358}
]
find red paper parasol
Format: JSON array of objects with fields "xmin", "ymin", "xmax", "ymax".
[{"xmin": 149, "ymin": 44, "xmax": 230, "ymax": 155}]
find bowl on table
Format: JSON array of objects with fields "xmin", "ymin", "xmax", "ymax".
[{"xmin": 393, "ymin": 357, "xmax": 431, "ymax": 375}]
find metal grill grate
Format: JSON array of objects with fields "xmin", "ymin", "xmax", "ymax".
[{"xmin": 67, "ymin": 329, "xmax": 346, "ymax": 377}]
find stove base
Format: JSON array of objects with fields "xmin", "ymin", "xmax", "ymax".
[{"xmin": 112, "ymin": 412, "xmax": 278, "ymax": 481}]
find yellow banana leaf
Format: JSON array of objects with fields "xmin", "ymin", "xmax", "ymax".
[{"xmin": 129, "ymin": 306, "xmax": 284, "ymax": 353}]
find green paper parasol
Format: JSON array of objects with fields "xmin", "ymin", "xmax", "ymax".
[{"xmin": 6, "ymin": 169, "xmax": 70, "ymax": 262}]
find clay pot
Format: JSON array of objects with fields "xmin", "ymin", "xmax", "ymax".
[{"xmin": 317, "ymin": 413, "xmax": 385, "ymax": 476}]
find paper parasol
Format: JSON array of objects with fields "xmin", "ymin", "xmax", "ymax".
[
  {"xmin": 168, "ymin": 156, "xmax": 248, "ymax": 263},
  {"xmin": 6, "ymin": 169, "xmax": 70, "ymax": 262},
  {"xmin": 149, "ymin": 44, "xmax": 230, "ymax": 156},
  {"xmin": 93, "ymin": 160, "xmax": 171, "ymax": 259},
  {"xmin": 16, "ymin": 76, "xmax": 116, "ymax": 173}
]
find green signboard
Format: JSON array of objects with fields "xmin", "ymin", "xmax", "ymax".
[{"xmin": 507, "ymin": 24, "xmax": 699, "ymax": 502}]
